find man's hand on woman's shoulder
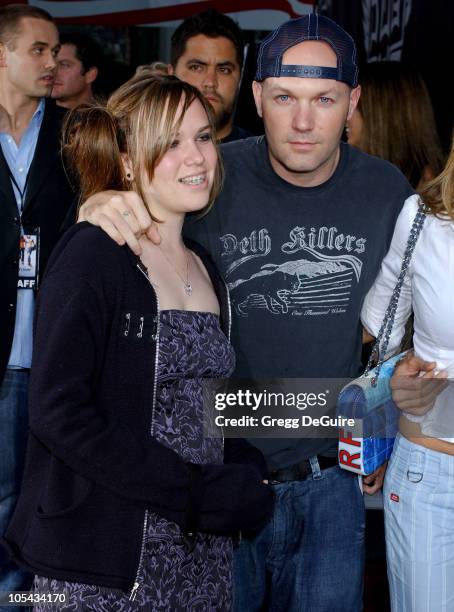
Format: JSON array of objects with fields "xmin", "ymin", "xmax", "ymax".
[{"xmin": 78, "ymin": 190, "xmax": 161, "ymax": 254}]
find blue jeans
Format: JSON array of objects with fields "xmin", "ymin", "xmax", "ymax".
[
  {"xmin": 0, "ymin": 369, "xmax": 33, "ymax": 600},
  {"xmin": 233, "ymin": 460, "xmax": 365, "ymax": 611}
]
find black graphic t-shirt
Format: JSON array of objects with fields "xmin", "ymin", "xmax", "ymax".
[{"xmin": 184, "ymin": 137, "xmax": 414, "ymax": 467}]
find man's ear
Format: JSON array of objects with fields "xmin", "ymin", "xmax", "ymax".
[
  {"xmin": 85, "ymin": 66, "xmax": 98, "ymax": 85},
  {"xmin": 252, "ymin": 81, "xmax": 263, "ymax": 118},
  {"xmin": 347, "ymin": 85, "xmax": 361, "ymax": 121}
]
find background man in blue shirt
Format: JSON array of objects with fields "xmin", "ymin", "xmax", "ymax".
[{"xmin": 0, "ymin": 4, "xmax": 74, "ymax": 596}]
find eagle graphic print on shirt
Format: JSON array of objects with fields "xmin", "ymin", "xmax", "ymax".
[{"xmin": 221, "ymin": 224, "xmax": 366, "ymax": 318}]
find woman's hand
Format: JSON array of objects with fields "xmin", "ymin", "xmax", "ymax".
[
  {"xmin": 78, "ymin": 190, "xmax": 161, "ymax": 254},
  {"xmin": 390, "ymin": 353, "xmax": 448, "ymax": 416}
]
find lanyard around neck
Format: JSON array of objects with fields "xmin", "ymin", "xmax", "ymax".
[{"xmin": 5, "ymin": 162, "xmax": 31, "ymax": 215}]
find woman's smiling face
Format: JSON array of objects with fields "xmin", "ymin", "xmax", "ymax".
[{"xmin": 142, "ymin": 97, "xmax": 218, "ymax": 221}]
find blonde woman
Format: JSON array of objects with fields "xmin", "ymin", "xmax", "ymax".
[
  {"xmin": 361, "ymin": 138, "xmax": 454, "ymax": 611},
  {"xmin": 3, "ymin": 74, "xmax": 273, "ymax": 611}
]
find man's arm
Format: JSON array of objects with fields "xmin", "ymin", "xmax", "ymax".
[{"xmin": 78, "ymin": 190, "xmax": 160, "ymax": 253}]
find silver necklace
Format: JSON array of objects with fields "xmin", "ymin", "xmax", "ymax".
[{"xmin": 158, "ymin": 245, "xmax": 192, "ymax": 296}]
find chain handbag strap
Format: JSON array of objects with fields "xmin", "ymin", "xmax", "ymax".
[{"xmin": 364, "ymin": 204, "xmax": 426, "ymax": 384}]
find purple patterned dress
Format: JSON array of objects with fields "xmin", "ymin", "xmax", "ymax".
[{"xmin": 34, "ymin": 310, "xmax": 235, "ymax": 612}]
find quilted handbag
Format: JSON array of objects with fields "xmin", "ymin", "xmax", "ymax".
[{"xmin": 337, "ymin": 205, "xmax": 426, "ymax": 475}]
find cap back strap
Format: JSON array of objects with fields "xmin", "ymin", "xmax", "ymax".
[{"xmin": 278, "ymin": 65, "xmax": 339, "ymax": 79}]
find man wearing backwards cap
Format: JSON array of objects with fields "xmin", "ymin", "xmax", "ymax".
[{"xmin": 78, "ymin": 13, "xmax": 414, "ymax": 611}]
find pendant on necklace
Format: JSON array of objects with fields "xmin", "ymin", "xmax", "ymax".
[{"xmin": 184, "ymin": 283, "xmax": 192, "ymax": 296}]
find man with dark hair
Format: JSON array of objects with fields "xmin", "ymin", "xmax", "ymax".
[
  {"xmin": 0, "ymin": 3, "xmax": 75, "ymax": 596},
  {"xmin": 169, "ymin": 9, "xmax": 250, "ymax": 143},
  {"xmin": 51, "ymin": 31, "xmax": 101, "ymax": 109}
]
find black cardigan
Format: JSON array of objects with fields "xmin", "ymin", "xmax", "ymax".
[{"xmin": 3, "ymin": 223, "xmax": 273, "ymax": 592}]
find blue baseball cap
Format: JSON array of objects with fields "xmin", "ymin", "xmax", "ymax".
[{"xmin": 255, "ymin": 13, "xmax": 359, "ymax": 88}]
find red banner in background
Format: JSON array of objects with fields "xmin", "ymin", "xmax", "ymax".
[{"xmin": 1, "ymin": 0, "xmax": 314, "ymax": 26}]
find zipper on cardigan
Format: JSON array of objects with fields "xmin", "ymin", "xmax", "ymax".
[
  {"xmin": 124, "ymin": 312, "xmax": 131, "ymax": 337},
  {"xmin": 137, "ymin": 316, "xmax": 144, "ymax": 339},
  {"xmin": 221, "ymin": 279, "xmax": 232, "ymax": 452},
  {"xmin": 129, "ymin": 509, "xmax": 148, "ymax": 601},
  {"xmin": 136, "ymin": 264, "xmax": 161, "ymax": 437},
  {"xmin": 223, "ymin": 279, "xmax": 232, "ymax": 342},
  {"xmin": 130, "ymin": 258, "xmax": 227, "ymax": 597},
  {"xmin": 129, "ymin": 262, "xmax": 161, "ymax": 600},
  {"xmin": 130, "ymin": 582, "xmax": 139, "ymax": 601}
]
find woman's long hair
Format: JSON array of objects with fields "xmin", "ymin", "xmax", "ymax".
[
  {"xmin": 63, "ymin": 73, "xmax": 223, "ymax": 220},
  {"xmin": 420, "ymin": 135, "xmax": 454, "ymax": 220},
  {"xmin": 355, "ymin": 62, "xmax": 444, "ymax": 188}
]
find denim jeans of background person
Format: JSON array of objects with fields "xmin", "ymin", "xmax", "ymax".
[
  {"xmin": 74, "ymin": 13, "xmax": 415, "ymax": 612},
  {"xmin": 0, "ymin": 371, "xmax": 28, "ymax": 592}
]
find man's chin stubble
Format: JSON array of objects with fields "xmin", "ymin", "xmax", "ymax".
[{"xmin": 215, "ymin": 107, "xmax": 234, "ymax": 132}]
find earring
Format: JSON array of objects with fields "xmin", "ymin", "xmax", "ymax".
[
  {"xmin": 126, "ymin": 173, "xmax": 132, "ymax": 180},
  {"xmin": 344, "ymin": 124, "xmax": 350, "ymax": 138}
]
